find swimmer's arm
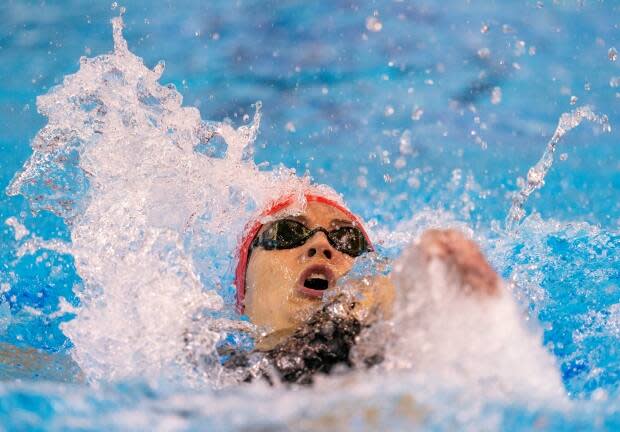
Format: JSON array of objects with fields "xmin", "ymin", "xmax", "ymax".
[
  {"xmin": 350, "ymin": 229, "xmax": 500, "ymax": 324},
  {"xmin": 397, "ymin": 228, "xmax": 501, "ymax": 296}
]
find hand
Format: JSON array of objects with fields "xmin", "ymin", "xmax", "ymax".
[{"xmin": 417, "ymin": 229, "xmax": 499, "ymax": 296}]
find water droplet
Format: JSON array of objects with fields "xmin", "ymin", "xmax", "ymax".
[
  {"xmin": 407, "ymin": 176, "xmax": 420, "ymax": 189},
  {"xmin": 491, "ymin": 87, "xmax": 502, "ymax": 105},
  {"xmin": 536, "ymin": 1, "xmax": 544, "ymax": 8},
  {"xmin": 411, "ymin": 107, "xmax": 424, "ymax": 121},
  {"xmin": 111, "ymin": 1, "xmax": 118, "ymax": 10},
  {"xmin": 212, "ymin": 33, "xmax": 220, "ymax": 40},
  {"xmin": 424, "ymin": 79, "xmax": 434, "ymax": 85},
  {"xmin": 570, "ymin": 95, "xmax": 578, "ymax": 105},
  {"xmin": 502, "ymin": 24, "xmax": 514, "ymax": 34},
  {"xmin": 608, "ymin": 47, "xmax": 618, "ymax": 62},
  {"xmin": 609, "ymin": 76, "xmax": 620, "ymax": 88},
  {"xmin": 243, "ymin": 114, "xmax": 250, "ymax": 122},
  {"xmin": 285, "ymin": 121, "xmax": 296, "ymax": 132},
  {"xmin": 584, "ymin": 82, "xmax": 591, "ymax": 92},
  {"xmin": 321, "ymin": 87, "xmax": 329, "ymax": 95},
  {"xmin": 477, "ymin": 47, "xmax": 491, "ymax": 59},
  {"xmin": 514, "ymin": 40, "xmax": 526, "ymax": 56},
  {"xmin": 384, "ymin": 105, "xmax": 395, "ymax": 116},
  {"xmin": 394, "ymin": 157, "xmax": 406, "ymax": 169},
  {"xmin": 560, "ymin": 153, "xmax": 568, "ymax": 161},
  {"xmin": 399, "ymin": 130, "xmax": 413, "ymax": 154},
  {"xmin": 528, "ymin": 46, "xmax": 537, "ymax": 56},
  {"xmin": 365, "ymin": 16, "xmax": 383, "ymax": 32},
  {"xmin": 480, "ymin": 23, "xmax": 489, "ymax": 34},
  {"xmin": 527, "ymin": 167, "xmax": 544, "ymax": 185}
]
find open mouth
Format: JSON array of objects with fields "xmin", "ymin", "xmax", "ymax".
[{"xmin": 297, "ymin": 265, "xmax": 335, "ymax": 298}]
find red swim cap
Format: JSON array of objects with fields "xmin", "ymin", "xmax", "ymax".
[{"xmin": 233, "ymin": 193, "xmax": 372, "ymax": 313}]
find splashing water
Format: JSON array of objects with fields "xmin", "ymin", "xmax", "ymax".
[
  {"xmin": 7, "ymin": 16, "xmax": 336, "ymax": 384},
  {"xmin": 4, "ymin": 13, "xmax": 596, "ymax": 429},
  {"xmin": 505, "ymin": 106, "xmax": 611, "ymax": 231}
]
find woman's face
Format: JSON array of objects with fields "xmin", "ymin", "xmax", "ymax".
[{"xmin": 244, "ymin": 200, "xmax": 358, "ymax": 331}]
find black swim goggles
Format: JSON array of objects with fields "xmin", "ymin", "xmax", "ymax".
[{"xmin": 251, "ymin": 219, "xmax": 371, "ymax": 257}]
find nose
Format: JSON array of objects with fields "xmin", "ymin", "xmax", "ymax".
[{"xmin": 304, "ymin": 231, "xmax": 334, "ymax": 260}]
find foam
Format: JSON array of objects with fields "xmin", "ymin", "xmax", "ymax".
[{"xmin": 386, "ymin": 237, "xmax": 566, "ymax": 401}]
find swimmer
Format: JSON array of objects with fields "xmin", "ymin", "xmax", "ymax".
[{"xmin": 223, "ymin": 190, "xmax": 500, "ymax": 384}]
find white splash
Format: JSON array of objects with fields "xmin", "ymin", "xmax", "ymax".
[
  {"xmin": 506, "ymin": 106, "xmax": 610, "ymax": 231},
  {"xmin": 386, "ymin": 237, "xmax": 566, "ymax": 401},
  {"xmin": 4, "ymin": 217, "xmax": 29, "ymax": 241},
  {"xmin": 7, "ymin": 16, "xmax": 329, "ymax": 384}
]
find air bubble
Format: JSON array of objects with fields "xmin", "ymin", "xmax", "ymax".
[{"xmin": 609, "ymin": 47, "xmax": 618, "ymax": 62}]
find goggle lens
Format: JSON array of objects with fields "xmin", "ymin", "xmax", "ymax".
[{"xmin": 253, "ymin": 219, "xmax": 369, "ymax": 257}]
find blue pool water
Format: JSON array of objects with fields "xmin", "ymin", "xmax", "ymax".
[{"xmin": 0, "ymin": 1, "xmax": 619, "ymax": 430}]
